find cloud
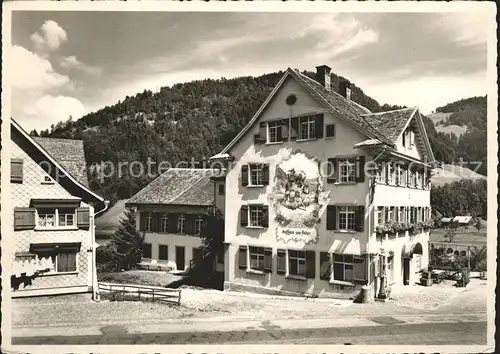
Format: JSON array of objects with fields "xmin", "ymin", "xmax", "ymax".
[
  {"xmin": 59, "ymin": 56, "xmax": 102, "ymax": 76},
  {"xmin": 9, "ymin": 45, "xmax": 71, "ymax": 91},
  {"xmin": 22, "ymin": 95, "xmax": 87, "ymax": 131},
  {"xmin": 30, "ymin": 20, "xmax": 68, "ymax": 52}
]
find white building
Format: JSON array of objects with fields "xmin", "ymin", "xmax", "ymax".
[{"xmin": 211, "ymin": 65, "xmax": 435, "ymax": 299}]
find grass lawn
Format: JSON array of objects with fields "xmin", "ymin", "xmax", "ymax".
[{"xmin": 429, "ymin": 226, "xmax": 487, "ymax": 246}]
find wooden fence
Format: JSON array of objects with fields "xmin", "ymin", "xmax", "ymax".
[{"xmin": 98, "ymin": 282, "xmax": 181, "ymax": 305}]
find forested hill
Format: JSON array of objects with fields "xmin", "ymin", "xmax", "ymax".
[{"xmin": 31, "ymin": 71, "xmax": 485, "ymax": 203}]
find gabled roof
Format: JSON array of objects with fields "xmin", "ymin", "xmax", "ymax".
[
  {"xmin": 127, "ymin": 168, "xmax": 217, "ymax": 206},
  {"xmin": 361, "ymin": 107, "xmax": 417, "ymax": 144},
  {"xmin": 33, "ymin": 136, "xmax": 89, "ymax": 187},
  {"xmin": 11, "ymin": 118, "xmax": 106, "ymax": 211},
  {"xmin": 215, "ymin": 67, "xmax": 435, "ymax": 162}
]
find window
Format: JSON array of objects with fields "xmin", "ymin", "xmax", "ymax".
[
  {"xmin": 338, "ymin": 158, "xmax": 356, "ymax": 183},
  {"xmin": 159, "ymin": 245, "xmax": 168, "ymax": 260},
  {"xmin": 177, "ymin": 214, "xmax": 185, "ymax": 233},
  {"xmin": 58, "ymin": 208, "xmax": 75, "ymax": 227},
  {"xmin": 395, "ymin": 165, "xmax": 403, "ymax": 186},
  {"xmin": 385, "ymin": 207, "xmax": 394, "ymax": 222},
  {"xmin": 325, "ymin": 124, "xmax": 335, "ymax": 138},
  {"xmin": 249, "ymin": 246, "xmax": 265, "ymax": 271},
  {"xmin": 249, "ymin": 164, "xmax": 263, "ymax": 186},
  {"xmin": 415, "ymin": 171, "xmax": 421, "ymax": 188},
  {"xmin": 377, "ymin": 207, "xmax": 385, "ymax": 226},
  {"xmin": 194, "ymin": 215, "xmax": 203, "ymax": 235},
  {"xmin": 268, "ymin": 121, "xmax": 283, "ymax": 143},
  {"xmin": 338, "ymin": 206, "xmax": 355, "ymax": 230},
  {"xmin": 145, "ymin": 213, "xmax": 153, "ymax": 232},
  {"xmin": 412, "ymin": 171, "xmax": 418, "ymax": 187},
  {"xmin": 142, "ymin": 243, "xmax": 152, "ymax": 259},
  {"xmin": 299, "ymin": 116, "xmax": 316, "ymax": 140},
  {"xmin": 37, "ymin": 208, "xmax": 56, "ymax": 228},
  {"xmin": 36, "ymin": 251, "xmax": 77, "ymax": 273},
  {"xmin": 161, "ymin": 214, "xmax": 168, "ymax": 233},
  {"xmin": 399, "ymin": 207, "xmax": 406, "ymax": 223},
  {"xmin": 385, "ymin": 164, "xmax": 394, "ymax": 185},
  {"xmin": 333, "ymin": 254, "xmax": 354, "ymax": 282},
  {"xmin": 288, "ymin": 250, "xmax": 306, "ymax": 276},
  {"xmin": 249, "ymin": 205, "xmax": 264, "ymax": 227},
  {"xmin": 218, "ymin": 184, "xmax": 225, "ymax": 195}
]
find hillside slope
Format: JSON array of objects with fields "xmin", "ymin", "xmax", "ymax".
[{"xmin": 33, "ymin": 71, "xmax": 486, "ymax": 203}]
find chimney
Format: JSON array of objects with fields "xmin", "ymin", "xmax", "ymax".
[
  {"xmin": 339, "ymin": 80, "xmax": 352, "ymax": 100},
  {"xmin": 315, "ymin": 65, "xmax": 331, "ymax": 91}
]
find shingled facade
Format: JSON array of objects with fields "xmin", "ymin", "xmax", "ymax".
[
  {"xmin": 10, "ymin": 119, "xmax": 107, "ymax": 298},
  {"xmin": 212, "ymin": 65, "xmax": 435, "ymax": 299}
]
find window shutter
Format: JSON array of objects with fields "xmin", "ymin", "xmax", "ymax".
[
  {"xmin": 139, "ymin": 212, "xmax": 146, "ymax": 231},
  {"xmin": 184, "ymin": 214, "xmax": 195, "ymax": 235},
  {"xmin": 353, "ymin": 255, "xmax": 367, "ymax": 283},
  {"xmin": 77, "ymin": 207, "xmax": 90, "ymax": 229},
  {"xmin": 290, "ymin": 117, "xmax": 299, "ymax": 140},
  {"xmin": 240, "ymin": 205, "xmax": 248, "ymax": 227},
  {"xmin": 241, "ymin": 165, "xmax": 249, "ymax": 187},
  {"xmin": 254, "ymin": 134, "xmax": 260, "ymax": 144},
  {"xmin": 13, "ymin": 207, "xmax": 36, "ymax": 230},
  {"xmin": 168, "ymin": 213, "xmax": 178, "ymax": 233},
  {"xmin": 281, "ymin": 119, "xmax": 289, "ymax": 141},
  {"xmin": 314, "ymin": 113, "xmax": 324, "ymax": 139},
  {"xmin": 11, "ymin": 159, "xmax": 24, "ymax": 183},
  {"xmin": 355, "ymin": 156, "xmax": 366, "ymax": 183},
  {"xmin": 261, "ymin": 164, "xmax": 270, "ymax": 186},
  {"xmin": 355, "ymin": 206, "xmax": 365, "ymax": 232},
  {"xmin": 325, "ymin": 124, "xmax": 335, "ymax": 138},
  {"xmin": 264, "ymin": 248, "xmax": 273, "ymax": 273},
  {"xmin": 276, "ymin": 249, "xmax": 286, "ymax": 274},
  {"xmin": 259, "ymin": 122, "xmax": 267, "ymax": 143},
  {"xmin": 402, "ymin": 132, "xmax": 406, "ymax": 147},
  {"xmin": 327, "ymin": 158, "xmax": 337, "ymax": 183},
  {"xmin": 326, "ymin": 205, "xmax": 337, "ymax": 230},
  {"xmin": 261, "ymin": 205, "xmax": 269, "ymax": 227},
  {"xmin": 319, "ymin": 252, "xmax": 331, "ymax": 280},
  {"xmin": 151, "ymin": 213, "xmax": 160, "ymax": 233},
  {"xmin": 238, "ymin": 246, "xmax": 247, "ymax": 269},
  {"xmin": 305, "ymin": 251, "xmax": 316, "ymax": 279}
]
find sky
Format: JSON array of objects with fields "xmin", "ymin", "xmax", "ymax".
[{"xmin": 8, "ymin": 11, "xmax": 488, "ymax": 131}]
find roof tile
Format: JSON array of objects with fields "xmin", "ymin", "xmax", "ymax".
[
  {"xmin": 127, "ymin": 168, "xmax": 218, "ymax": 206},
  {"xmin": 33, "ymin": 137, "xmax": 89, "ymax": 187}
]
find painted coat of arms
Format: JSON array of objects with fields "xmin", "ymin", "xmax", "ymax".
[{"xmin": 268, "ymin": 150, "xmax": 330, "ymax": 245}]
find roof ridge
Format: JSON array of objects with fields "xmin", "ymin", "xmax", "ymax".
[
  {"xmin": 33, "ymin": 136, "xmax": 85, "ymax": 143},
  {"xmin": 361, "ymin": 106, "xmax": 416, "ymax": 116},
  {"xmin": 168, "ymin": 173, "xmax": 208, "ymax": 204}
]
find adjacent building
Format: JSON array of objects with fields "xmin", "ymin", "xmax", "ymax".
[
  {"xmin": 10, "ymin": 118, "xmax": 108, "ymax": 298},
  {"xmin": 211, "ymin": 65, "xmax": 435, "ymax": 299},
  {"xmin": 127, "ymin": 168, "xmax": 225, "ymax": 273}
]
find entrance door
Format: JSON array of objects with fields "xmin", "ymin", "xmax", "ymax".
[
  {"xmin": 176, "ymin": 246, "xmax": 185, "ymax": 271},
  {"xmin": 403, "ymin": 258, "xmax": 410, "ymax": 285}
]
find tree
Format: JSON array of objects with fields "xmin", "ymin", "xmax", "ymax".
[
  {"xmin": 197, "ymin": 206, "xmax": 225, "ymax": 275},
  {"xmin": 473, "ymin": 218, "xmax": 483, "ymax": 233},
  {"xmin": 444, "ymin": 220, "xmax": 460, "ymax": 243},
  {"xmin": 110, "ymin": 208, "xmax": 145, "ymax": 271}
]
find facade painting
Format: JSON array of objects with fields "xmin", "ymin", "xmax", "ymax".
[{"xmin": 269, "ymin": 150, "xmax": 330, "ymax": 245}]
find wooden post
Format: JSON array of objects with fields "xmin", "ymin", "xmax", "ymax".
[{"xmin": 178, "ymin": 289, "xmax": 182, "ymax": 305}]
